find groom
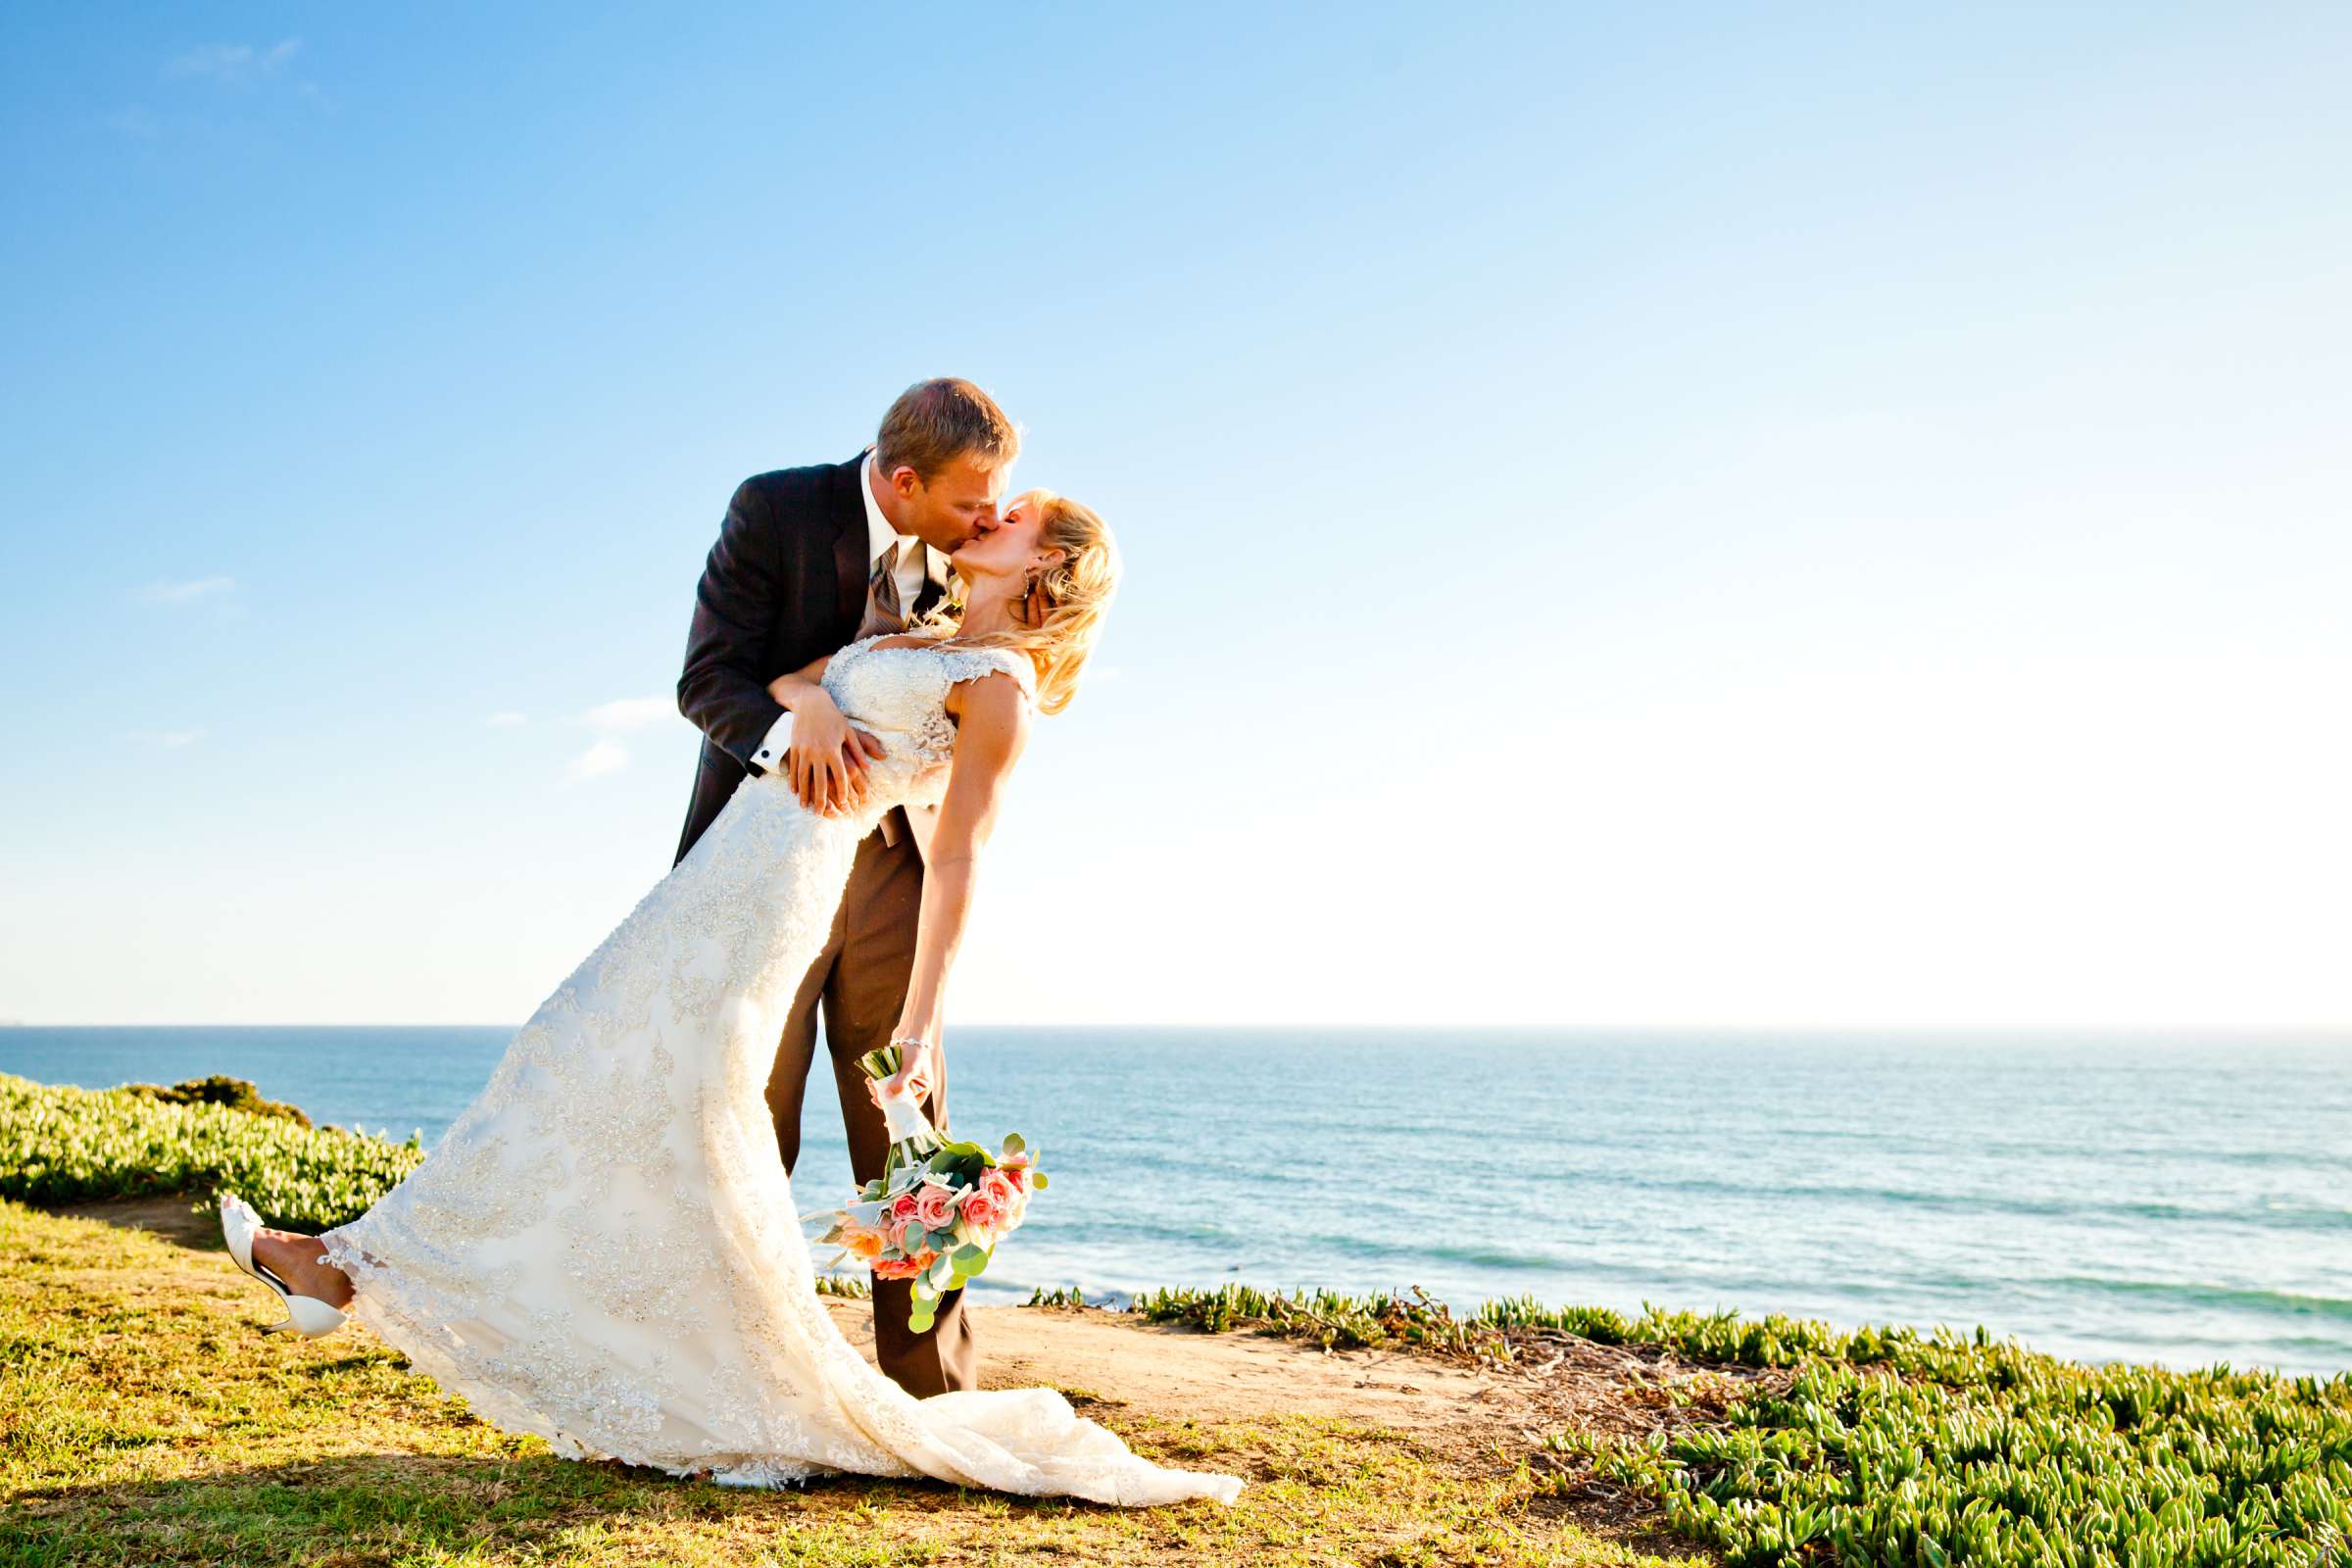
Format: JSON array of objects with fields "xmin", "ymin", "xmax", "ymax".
[{"xmin": 673, "ymin": 377, "xmax": 1018, "ymax": 1396}]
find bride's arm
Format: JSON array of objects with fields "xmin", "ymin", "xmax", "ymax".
[
  {"xmin": 765, "ymin": 657, "xmax": 885, "ymax": 815},
  {"xmin": 879, "ymin": 672, "xmax": 1031, "ymax": 1102}
]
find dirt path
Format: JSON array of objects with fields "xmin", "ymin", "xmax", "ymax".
[
  {"xmin": 50, "ymin": 1193, "xmax": 222, "ymax": 1247},
  {"xmin": 829, "ymin": 1297, "xmax": 1548, "ymax": 1447}
]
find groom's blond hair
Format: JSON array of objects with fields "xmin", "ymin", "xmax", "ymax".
[{"xmin": 874, "ymin": 377, "xmax": 1020, "ymax": 481}]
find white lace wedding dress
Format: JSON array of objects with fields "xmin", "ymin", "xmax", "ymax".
[{"xmin": 318, "ymin": 636, "xmax": 1245, "ymax": 1506}]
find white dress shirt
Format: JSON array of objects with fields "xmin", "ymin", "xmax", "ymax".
[{"xmin": 747, "ymin": 450, "xmax": 949, "ymax": 776}]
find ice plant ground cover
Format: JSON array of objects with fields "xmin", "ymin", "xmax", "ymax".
[
  {"xmin": 1136, "ymin": 1284, "xmax": 2352, "ymax": 1567},
  {"xmin": 806, "ymin": 1044, "xmax": 1046, "ymax": 1333},
  {"xmin": 0, "ymin": 1071, "xmax": 421, "ymax": 1229}
]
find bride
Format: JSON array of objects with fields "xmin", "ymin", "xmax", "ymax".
[{"xmin": 215, "ymin": 491, "xmax": 1246, "ymax": 1507}]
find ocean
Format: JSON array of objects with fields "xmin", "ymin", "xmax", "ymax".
[{"xmin": 5, "ymin": 1026, "xmax": 2346, "ymax": 1378}]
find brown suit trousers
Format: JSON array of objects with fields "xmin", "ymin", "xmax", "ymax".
[{"xmin": 762, "ymin": 817, "xmax": 976, "ymax": 1397}]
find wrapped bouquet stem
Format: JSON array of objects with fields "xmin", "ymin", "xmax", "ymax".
[
  {"xmin": 803, "ymin": 1044, "xmax": 1047, "ymax": 1334},
  {"xmin": 868, "ymin": 1042, "xmax": 944, "ymax": 1175}
]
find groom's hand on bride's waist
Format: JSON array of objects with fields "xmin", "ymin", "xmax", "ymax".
[{"xmin": 786, "ymin": 726, "xmax": 888, "ymax": 816}]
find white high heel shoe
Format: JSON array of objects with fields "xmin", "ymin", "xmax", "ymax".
[{"xmin": 218, "ymin": 1194, "xmax": 348, "ymax": 1339}]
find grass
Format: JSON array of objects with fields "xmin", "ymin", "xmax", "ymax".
[{"xmin": 0, "ymin": 1199, "xmax": 1684, "ymax": 1567}]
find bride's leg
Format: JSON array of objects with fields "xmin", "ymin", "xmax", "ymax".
[{"xmin": 250, "ymin": 1228, "xmax": 357, "ymax": 1308}]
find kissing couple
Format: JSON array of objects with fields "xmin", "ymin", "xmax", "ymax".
[{"xmin": 215, "ymin": 378, "xmax": 1245, "ymax": 1506}]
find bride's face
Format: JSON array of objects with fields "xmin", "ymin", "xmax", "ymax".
[{"xmin": 952, "ymin": 491, "xmax": 1056, "ymax": 581}]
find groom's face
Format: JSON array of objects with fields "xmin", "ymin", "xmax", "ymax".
[{"xmin": 890, "ymin": 455, "xmax": 1005, "ymax": 556}]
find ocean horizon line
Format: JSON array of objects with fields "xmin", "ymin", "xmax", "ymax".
[{"xmin": 6, "ymin": 1020, "xmax": 2351, "ymax": 1041}]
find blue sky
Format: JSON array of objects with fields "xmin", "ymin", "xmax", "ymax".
[{"xmin": 3, "ymin": 3, "xmax": 2348, "ymax": 1027}]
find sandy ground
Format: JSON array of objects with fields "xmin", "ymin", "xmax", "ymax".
[{"xmin": 829, "ymin": 1296, "xmax": 1546, "ymax": 1447}]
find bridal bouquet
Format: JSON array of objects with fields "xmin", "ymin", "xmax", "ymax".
[{"xmin": 806, "ymin": 1044, "xmax": 1047, "ymax": 1333}]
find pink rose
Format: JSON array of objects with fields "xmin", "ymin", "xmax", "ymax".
[
  {"xmin": 891, "ymin": 1193, "xmax": 920, "ymax": 1222},
  {"xmin": 960, "ymin": 1188, "xmax": 1006, "ymax": 1234},
  {"xmin": 913, "ymin": 1181, "xmax": 960, "ymax": 1231},
  {"xmin": 980, "ymin": 1169, "xmax": 1022, "ymax": 1208},
  {"xmin": 893, "ymin": 1214, "xmax": 928, "ymax": 1254}
]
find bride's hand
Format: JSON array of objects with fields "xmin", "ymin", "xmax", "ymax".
[
  {"xmin": 870, "ymin": 1037, "xmax": 938, "ymax": 1108},
  {"xmin": 774, "ymin": 690, "xmax": 886, "ymax": 815}
]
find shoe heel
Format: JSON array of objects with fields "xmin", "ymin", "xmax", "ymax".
[{"xmin": 280, "ymin": 1295, "xmax": 348, "ymax": 1338}]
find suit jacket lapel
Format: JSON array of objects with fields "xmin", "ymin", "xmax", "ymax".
[{"xmin": 831, "ymin": 452, "xmax": 871, "ymax": 635}]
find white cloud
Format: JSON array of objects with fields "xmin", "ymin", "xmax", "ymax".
[
  {"xmin": 131, "ymin": 728, "xmax": 204, "ymax": 748},
  {"xmin": 166, "ymin": 39, "xmax": 299, "ymax": 83},
  {"xmin": 559, "ymin": 695, "xmax": 691, "ymax": 783},
  {"xmin": 485, "ymin": 711, "xmax": 527, "ymax": 729},
  {"xmin": 584, "ymin": 696, "xmax": 678, "ymax": 731},
  {"xmin": 565, "ymin": 738, "xmax": 631, "ymax": 781},
  {"xmin": 139, "ymin": 575, "xmax": 234, "ymax": 605}
]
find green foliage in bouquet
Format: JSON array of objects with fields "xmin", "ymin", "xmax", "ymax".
[{"xmin": 0, "ymin": 1072, "xmax": 422, "ymax": 1232}]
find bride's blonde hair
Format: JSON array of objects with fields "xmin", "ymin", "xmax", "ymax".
[{"xmin": 919, "ymin": 491, "xmax": 1117, "ymax": 716}]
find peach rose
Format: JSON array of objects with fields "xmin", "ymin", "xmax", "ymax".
[
  {"xmin": 913, "ymin": 1181, "xmax": 960, "ymax": 1231},
  {"xmin": 872, "ymin": 1250, "xmax": 933, "ymax": 1281},
  {"xmin": 840, "ymin": 1222, "xmax": 887, "ymax": 1262}
]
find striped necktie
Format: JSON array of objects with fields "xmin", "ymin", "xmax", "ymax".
[{"xmin": 857, "ymin": 542, "xmax": 906, "ymax": 640}]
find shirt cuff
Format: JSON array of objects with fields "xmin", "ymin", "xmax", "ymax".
[{"xmin": 748, "ymin": 710, "xmax": 795, "ymax": 776}]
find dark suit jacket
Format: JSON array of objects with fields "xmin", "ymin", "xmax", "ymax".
[{"xmin": 672, "ymin": 454, "xmax": 881, "ymax": 864}]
